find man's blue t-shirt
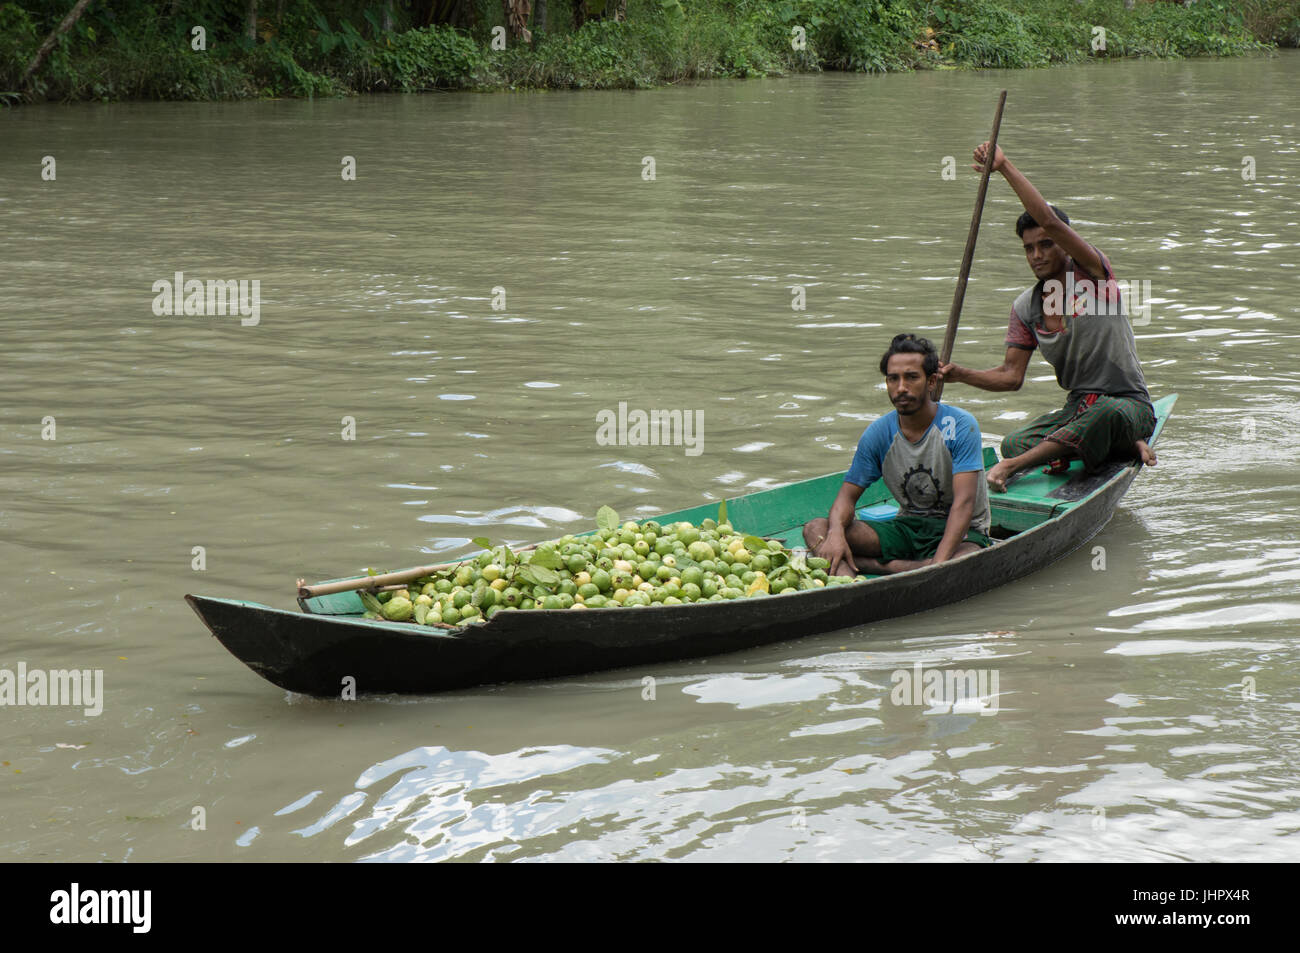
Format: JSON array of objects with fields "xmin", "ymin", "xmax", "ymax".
[{"xmin": 845, "ymin": 403, "xmax": 991, "ymax": 535}]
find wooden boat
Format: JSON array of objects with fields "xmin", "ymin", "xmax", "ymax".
[{"xmin": 186, "ymin": 394, "xmax": 1176, "ymax": 697}]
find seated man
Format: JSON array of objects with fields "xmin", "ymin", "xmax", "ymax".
[{"xmin": 804, "ymin": 333, "xmax": 993, "ymax": 576}]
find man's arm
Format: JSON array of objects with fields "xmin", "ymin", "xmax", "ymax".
[
  {"xmin": 816, "ymin": 481, "xmax": 867, "ymax": 576},
  {"xmin": 930, "ymin": 470, "xmax": 977, "ymax": 565},
  {"xmin": 940, "ymin": 346, "xmax": 1030, "ymax": 392},
  {"xmin": 973, "ymin": 141, "xmax": 1106, "ymax": 280}
]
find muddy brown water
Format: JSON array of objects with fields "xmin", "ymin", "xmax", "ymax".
[{"xmin": 2, "ymin": 53, "xmax": 1298, "ymax": 861}]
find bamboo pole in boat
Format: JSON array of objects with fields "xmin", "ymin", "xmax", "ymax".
[
  {"xmin": 297, "ymin": 544, "xmax": 540, "ymax": 600},
  {"xmin": 934, "ymin": 89, "xmax": 1007, "ymax": 403}
]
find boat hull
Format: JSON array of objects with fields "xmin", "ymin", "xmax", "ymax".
[{"xmin": 186, "ymin": 460, "xmax": 1140, "ymax": 697}]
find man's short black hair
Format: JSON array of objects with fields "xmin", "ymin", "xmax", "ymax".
[
  {"xmin": 1016, "ymin": 205, "xmax": 1070, "ymax": 238},
  {"xmin": 879, "ymin": 333, "xmax": 939, "ymax": 377}
]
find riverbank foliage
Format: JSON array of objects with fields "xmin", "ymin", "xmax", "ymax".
[{"xmin": 2, "ymin": 0, "xmax": 1292, "ymax": 103}]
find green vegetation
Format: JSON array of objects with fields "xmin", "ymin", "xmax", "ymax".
[{"xmin": 2, "ymin": 0, "xmax": 1290, "ymax": 104}]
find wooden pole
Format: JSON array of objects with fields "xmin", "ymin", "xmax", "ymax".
[
  {"xmin": 934, "ymin": 89, "xmax": 1007, "ymax": 403},
  {"xmin": 299, "ymin": 563, "xmax": 460, "ymax": 600},
  {"xmin": 297, "ymin": 542, "xmax": 540, "ymax": 600}
]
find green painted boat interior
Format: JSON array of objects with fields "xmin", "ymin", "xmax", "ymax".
[{"xmin": 303, "ymin": 395, "xmax": 1176, "ymax": 618}]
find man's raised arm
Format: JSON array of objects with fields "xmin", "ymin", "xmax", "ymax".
[{"xmin": 973, "ymin": 141, "xmax": 1106, "ymax": 280}]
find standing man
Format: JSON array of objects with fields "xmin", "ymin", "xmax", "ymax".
[
  {"xmin": 804, "ymin": 334, "xmax": 992, "ymax": 577},
  {"xmin": 939, "ymin": 142, "xmax": 1156, "ymax": 492}
]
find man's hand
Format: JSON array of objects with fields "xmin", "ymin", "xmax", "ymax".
[
  {"xmin": 817, "ymin": 531, "xmax": 859, "ymax": 577},
  {"xmin": 937, "ymin": 362, "xmax": 965, "ymax": 385},
  {"xmin": 972, "ymin": 141, "xmax": 1006, "ymax": 173}
]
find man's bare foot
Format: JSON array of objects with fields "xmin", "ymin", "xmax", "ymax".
[
  {"xmin": 852, "ymin": 558, "xmax": 888, "ymax": 576},
  {"xmin": 986, "ymin": 460, "xmax": 1017, "ymax": 493},
  {"xmin": 880, "ymin": 558, "xmax": 928, "ymax": 573},
  {"xmin": 1136, "ymin": 440, "xmax": 1156, "ymax": 466},
  {"xmin": 851, "ymin": 557, "xmax": 922, "ymax": 576}
]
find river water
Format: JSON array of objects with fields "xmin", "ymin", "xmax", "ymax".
[{"xmin": 2, "ymin": 53, "xmax": 1298, "ymax": 862}]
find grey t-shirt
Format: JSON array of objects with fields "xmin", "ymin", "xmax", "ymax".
[
  {"xmin": 846, "ymin": 404, "xmax": 992, "ymax": 536},
  {"xmin": 1007, "ymin": 247, "xmax": 1151, "ymax": 406}
]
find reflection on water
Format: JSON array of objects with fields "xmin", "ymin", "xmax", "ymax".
[
  {"xmin": 256, "ymin": 663, "xmax": 1299, "ymax": 862},
  {"xmin": 249, "ymin": 607, "xmax": 1295, "ymax": 862},
  {"xmin": 264, "ymin": 745, "xmax": 616, "ymax": 861}
]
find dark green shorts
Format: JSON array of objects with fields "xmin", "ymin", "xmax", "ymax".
[{"xmin": 860, "ymin": 514, "xmax": 991, "ymax": 562}]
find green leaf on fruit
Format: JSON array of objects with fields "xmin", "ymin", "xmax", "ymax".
[
  {"xmin": 528, "ymin": 545, "xmax": 565, "ymax": 570},
  {"xmin": 515, "ymin": 564, "xmax": 561, "ymax": 588},
  {"xmin": 596, "ymin": 505, "xmax": 619, "ymax": 531}
]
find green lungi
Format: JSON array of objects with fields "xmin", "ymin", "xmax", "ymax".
[{"xmin": 1001, "ymin": 395, "xmax": 1155, "ymax": 472}]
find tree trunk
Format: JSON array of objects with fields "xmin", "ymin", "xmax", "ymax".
[
  {"xmin": 245, "ymin": 0, "xmax": 258, "ymax": 44},
  {"xmin": 382, "ymin": 0, "xmax": 394, "ymax": 32},
  {"xmin": 535, "ymin": 0, "xmax": 547, "ymax": 35},
  {"xmin": 573, "ymin": 0, "xmax": 586, "ymax": 31},
  {"xmin": 610, "ymin": 0, "xmax": 626, "ymax": 22},
  {"xmin": 502, "ymin": 0, "xmax": 532, "ymax": 44},
  {"xmin": 20, "ymin": 0, "xmax": 94, "ymax": 89}
]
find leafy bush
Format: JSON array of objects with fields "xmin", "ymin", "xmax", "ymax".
[
  {"xmin": 16, "ymin": 13, "xmax": 256, "ymax": 101},
  {"xmin": 248, "ymin": 40, "xmax": 344, "ymax": 98},
  {"xmin": 938, "ymin": 3, "xmax": 1049, "ymax": 69},
  {"xmin": 0, "ymin": 3, "xmax": 39, "ymax": 90},
  {"xmin": 1239, "ymin": 0, "xmax": 1300, "ymax": 46},
  {"xmin": 375, "ymin": 25, "xmax": 489, "ymax": 90},
  {"xmin": 804, "ymin": 0, "xmax": 921, "ymax": 72},
  {"xmin": 490, "ymin": 17, "xmax": 664, "ymax": 89}
]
